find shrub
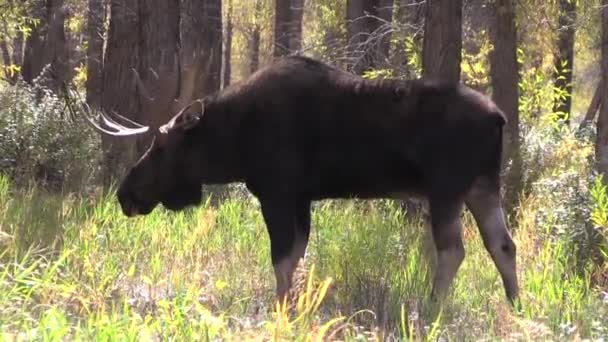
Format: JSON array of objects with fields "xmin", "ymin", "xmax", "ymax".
[{"xmin": 0, "ymin": 81, "xmax": 102, "ymax": 191}]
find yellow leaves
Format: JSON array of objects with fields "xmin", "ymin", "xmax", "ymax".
[
  {"xmin": 271, "ymin": 264, "xmax": 341, "ymax": 341},
  {"xmin": 215, "ymin": 279, "xmax": 228, "ymax": 291},
  {"xmin": 72, "ymin": 63, "xmax": 88, "ymax": 89},
  {"xmin": 461, "ymin": 30, "xmax": 492, "ymax": 88},
  {"xmin": 1, "ymin": 64, "xmax": 20, "ymax": 79},
  {"xmin": 127, "ymin": 263, "xmax": 136, "ymax": 278},
  {"xmin": 67, "ymin": 17, "xmax": 83, "ymax": 33}
]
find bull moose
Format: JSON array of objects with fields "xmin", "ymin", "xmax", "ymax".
[{"xmin": 85, "ymin": 55, "xmax": 519, "ymax": 304}]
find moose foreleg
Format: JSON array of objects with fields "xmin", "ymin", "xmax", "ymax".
[
  {"xmin": 260, "ymin": 198, "xmax": 311, "ymax": 302},
  {"xmin": 466, "ymin": 178, "xmax": 519, "ymax": 303},
  {"xmin": 429, "ymin": 199, "xmax": 465, "ymax": 301}
]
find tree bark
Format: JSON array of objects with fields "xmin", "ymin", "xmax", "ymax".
[
  {"xmin": 249, "ymin": 0, "xmax": 262, "ymax": 74},
  {"xmin": 11, "ymin": 30, "xmax": 23, "ymax": 71},
  {"xmin": 346, "ymin": 0, "xmax": 395, "ymax": 74},
  {"xmin": 250, "ymin": 25, "xmax": 261, "ymax": 74},
  {"xmin": 42, "ymin": 0, "xmax": 68, "ymax": 93},
  {"xmin": 101, "ymin": 0, "xmax": 141, "ymax": 185},
  {"xmin": 22, "ymin": 0, "xmax": 46, "ymax": 84},
  {"xmin": 490, "ymin": 0, "xmax": 521, "ymax": 214},
  {"xmin": 223, "ymin": 0, "xmax": 232, "ymax": 88},
  {"xmin": 553, "ymin": 0, "xmax": 577, "ymax": 125},
  {"xmin": 375, "ymin": 0, "xmax": 394, "ymax": 63},
  {"xmin": 596, "ymin": 0, "xmax": 608, "ymax": 182},
  {"xmin": 202, "ymin": 0, "xmax": 223, "ymax": 95},
  {"xmin": 181, "ymin": 0, "xmax": 223, "ymax": 96},
  {"xmin": 421, "ymin": 0, "xmax": 462, "ymax": 82},
  {"xmin": 20, "ymin": 0, "xmax": 68, "ymax": 92},
  {"xmin": 0, "ymin": 39, "xmax": 10, "ymax": 68},
  {"xmin": 86, "ymin": 0, "xmax": 105, "ymax": 109},
  {"xmin": 274, "ymin": 0, "xmax": 304, "ymax": 57},
  {"xmin": 137, "ymin": 0, "xmax": 180, "ymax": 127},
  {"xmin": 580, "ymin": 80, "xmax": 603, "ymax": 130}
]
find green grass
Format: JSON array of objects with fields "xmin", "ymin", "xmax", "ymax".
[{"xmin": 0, "ymin": 164, "xmax": 607, "ymax": 340}]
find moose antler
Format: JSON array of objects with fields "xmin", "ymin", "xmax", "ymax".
[
  {"xmin": 84, "ymin": 109, "xmax": 150, "ymax": 136},
  {"xmin": 61, "ymin": 84, "xmax": 150, "ymax": 137}
]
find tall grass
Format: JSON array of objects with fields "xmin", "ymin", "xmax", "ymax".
[{"xmin": 1, "ymin": 133, "xmax": 608, "ymax": 340}]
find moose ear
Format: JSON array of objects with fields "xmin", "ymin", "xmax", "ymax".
[
  {"xmin": 180, "ymin": 99, "xmax": 204, "ymax": 131},
  {"xmin": 394, "ymin": 87, "xmax": 404, "ymax": 99},
  {"xmin": 180, "ymin": 111, "xmax": 200, "ymax": 131}
]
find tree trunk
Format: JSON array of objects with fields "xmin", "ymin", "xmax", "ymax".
[
  {"xmin": 42, "ymin": 0, "xmax": 68, "ymax": 93},
  {"xmin": 86, "ymin": 0, "xmax": 105, "ymax": 109},
  {"xmin": 422, "ymin": 0, "xmax": 462, "ymax": 82},
  {"xmin": 346, "ymin": 0, "xmax": 395, "ymax": 74},
  {"xmin": 376, "ymin": 0, "xmax": 394, "ymax": 61},
  {"xmin": 21, "ymin": 0, "xmax": 68, "ymax": 92},
  {"xmin": 101, "ymin": 0, "xmax": 140, "ymax": 186},
  {"xmin": 580, "ymin": 80, "xmax": 603, "ymax": 131},
  {"xmin": 249, "ymin": 0, "xmax": 262, "ymax": 74},
  {"xmin": 22, "ymin": 0, "xmax": 46, "ymax": 84},
  {"xmin": 200, "ymin": 0, "xmax": 223, "ymax": 95},
  {"xmin": 490, "ymin": 0, "xmax": 521, "ymax": 214},
  {"xmin": 180, "ymin": 0, "xmax": 222, "ymax": 100},
  {"xmin": 553, "ymin": 0, "xmax": 577, "ymax": 125},
  {"xmin": 222, "ymin": 0, "xmax": 232, "ymax": 88},
  {"xmin": 274, "ymin": 0, "xmax": 304, "ymax": 57},
  {"xmin": 11, "ymin": 30, "xmax": 23, "ymax": 71},
  {"xmin": 250, "ymin": 25, "xmax": 261, "ymax": 74},
  {"xmin": 137, "ymin": 0, "xmax": 180, "ymax": 127},
  {"xmin": 596, "ymin": 0, "xmax": 608, "ymax": 183},
  {"xmin": 0, "ymin": 39, "xmax": 10, "ymax": 68}
]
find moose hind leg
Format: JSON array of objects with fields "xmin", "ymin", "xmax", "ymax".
[
  {"xmin": 465, "ymin": 177, "xmax": 519, "ymax": 302},
  {"xmin": 292, "ymin": 199, "xmax": 311, "ymax": 266},
  {"xmin": 429, "ymin": 198, "xmax": 465, "ymax": 301}
]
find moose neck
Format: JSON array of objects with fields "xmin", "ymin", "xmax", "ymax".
[{"xmin": 197, "ymin": 94, "xmax": 244, "ymax": 185}]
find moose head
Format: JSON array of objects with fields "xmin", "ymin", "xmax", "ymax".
[{"xmin": 84, "ymin": 100, "xmax": 207, "ymax": 217}]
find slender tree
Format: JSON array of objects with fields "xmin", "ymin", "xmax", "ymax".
[
  {"xmin": 490, "ymin": 0, "xmax": 521, "ymax": 214},
  {"xmin": 85, "ymin": 0, "xmax": 105, "ymax": 109},
  {"xmin": 579, "ymin": 80, "xmax": 603, "ymax": 130},
  {"xmin": 596, "ymin": 0, "xmax": 608, "ymax": 182},
  {"xmin": 346, "ymin": 0, "xmax": 394, "ymax": 74},
  {"xmin": 274, "ymin": 0, "xmax": 304, "ymax": 57},
  {"xmin": 20, "ymin": 0, "xmax": 68, "ymax": 92},
  {"xmin": 0, "ymin": 39, "xmax": 10, "ymax": 68},
  {"xmin": 421, "ymin": 0, "xmax": 462, "ymax": 82},
  {"xmin": 101, "ymin": 0, "xmax": 140, "ymax": 185},
  {"xmin": 553, "ymin": 0, "xmax": 577, "ymax": 125},
  {"xmin": 181, "ymin": 0, "xmax": 223, "ymax": 96},
  {"xmin": 11, "ymin": 29, "xmax": 23, "ymax": 81},
  {"xmin": 249, "ymin": 0, "xmax": 263, "ymax": 73},
  {"xmin": 137, "ymin": 0, "xmax": 180, "ymax": 123},
  {"xmin": 223, "ymin": 0, "xmax": 233, "ymax": 88},
  {"xmin": 22, "ymin": 0, "xmax": 46, "ymax": 84}
]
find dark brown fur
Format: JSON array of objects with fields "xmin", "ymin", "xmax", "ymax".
[{"xmin": 116, "ymin": 56, "xmax": 519, "ymax": 304}]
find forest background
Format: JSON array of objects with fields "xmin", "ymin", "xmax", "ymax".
[{"xmin": 1, "ymin": 0, "xmax": 608, "ymax": 340}]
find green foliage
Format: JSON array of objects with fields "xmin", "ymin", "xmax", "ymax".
[
  {"xmin": 302, "ymin": 0, "xmax": 347, "ymax": 64},
  {"xmin": 404, "ymin": 35, "xmax": 423, "ymax": 78},
  {"xmin": 1, "ymin": 140, "xmax": 608, "ymax": 340},
  {"xmin": 361, "ymin": 68, "xmax": 394, "ymax": 80},
  {"xmin": 0, "ymin": 0, "xmax": 38, "ymax": 41},
  {"xmin": 589, "ymin": 175, "xmax": 608, "ymax": 282},
  {"xmin": 461, "ymin": 29, "xmax": 492, "ymax": 88}
]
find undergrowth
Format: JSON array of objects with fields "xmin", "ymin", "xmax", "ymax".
[{"xmin": 1, "ymin": 126, "xmax": 608, "ymax": 341}]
